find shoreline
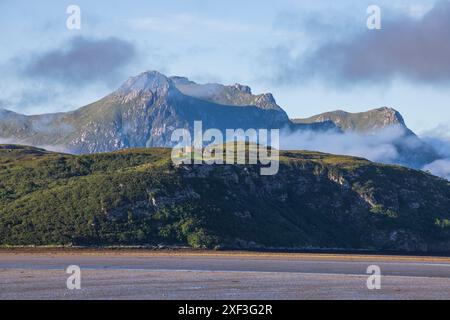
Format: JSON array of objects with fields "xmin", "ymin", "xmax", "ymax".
[{"xmin": 2, "ymin": 247, "xmax": 450, "ymax": 262}]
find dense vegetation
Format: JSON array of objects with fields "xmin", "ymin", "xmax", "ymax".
[{"xmin": 1, "ymin": 144, "xmax": 450, "ymax": 252}]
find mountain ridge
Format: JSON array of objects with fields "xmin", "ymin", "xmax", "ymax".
[
  {"xmin": 292, "ymin": 107, "xmax": 408, "ymax": 132},
  {"xmin": 0, "ymin": 70, "xmax": 440, "ymax": 168},
  {"xmin": 0, "ymin": 70, "xmax": 325, "ymax": 153}
]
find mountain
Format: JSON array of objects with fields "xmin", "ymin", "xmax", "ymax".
[
  {"xmin": 0, "ymin": 71, "xmax": 333, "ymax": 153},
  {"xmin": 1, "ymin": 144, "xmax": 449, "ymax": 252},
  {"xmin": 0, "ymin": 71, "xmax": 438, "ymax": 168},
  {"xmin": 292, "ymin": 107, "xmax": 440, "ymax": 168},
  {"xmin": 293, "ymin": 107, "xmax": 407, "ymax": 132}
]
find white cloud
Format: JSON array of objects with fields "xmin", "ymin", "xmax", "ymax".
[
  {"xmin": 423, "ymin": 159, "xmax": 450, "ymax": 180},
  {"xmin": 280, "ymin": 125, "xmax": 450, "ymax": 181},
  {"xmin": 280, "ymin": 126, "xmax": 405, "ymax": 164},
  {"xmin": 129, "ymin": 14, "xmax": 259, "ymax": 34},
  {"xmin": 394, "ymin": 2, "xmax": 434, "ymax": 18},
  {"xmin": 421, "ymin": 124, "xmax": 450, "ymax": 157}
]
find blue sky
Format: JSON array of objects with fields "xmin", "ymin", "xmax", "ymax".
[{"xmin": 0, "ymin": 0, "xmax": 449, "ymax": 136}]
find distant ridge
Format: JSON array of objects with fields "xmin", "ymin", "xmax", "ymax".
[
  {"xmin": 292, "ymin": 107, "xmax": 439, "ymax": 167},
  {"xmin": 292, "ymin": 107, "xmax": 407, "ymax": 132}
]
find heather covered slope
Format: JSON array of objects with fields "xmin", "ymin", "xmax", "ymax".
[{"xmin": 1, "ymin": 144, "xmax": 449, "ymax": 252}]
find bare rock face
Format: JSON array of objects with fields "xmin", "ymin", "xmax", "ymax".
[
  {"xmin": 378, "ymin": 107, "xmax": 406, "ymax": 127},
  {"xmin": 231, "ymin": 83, "xmax": 252, "ymax": 94}
]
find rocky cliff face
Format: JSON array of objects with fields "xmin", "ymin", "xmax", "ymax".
[{"xmin": 173, "ymin": 154, "xmax": 450, "ymax": 251}]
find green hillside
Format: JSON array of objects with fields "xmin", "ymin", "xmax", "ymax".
[{"xmin": 1, "ymin": 144, "xmax": 449, "ymax": 252}]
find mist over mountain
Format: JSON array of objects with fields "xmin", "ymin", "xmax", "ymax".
[
  {"xmin": 421, "ymin": 127, "xmax": 450, "ymax": 180},
  {"xmin": 0, "ymin": 70, "xmax": 445, "ymax": 178},
  {"xmin": 290, "ymin": 108, "xmax": 440, "ymax": 170}
]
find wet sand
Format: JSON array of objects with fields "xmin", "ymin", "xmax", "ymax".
[{"xmin": 1, "ymin": 250, "xmax": 449, "ymax": 299}]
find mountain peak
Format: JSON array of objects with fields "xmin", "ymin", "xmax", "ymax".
[
  {"xmin": 231, "ymin": 83, "xmax": 252, "ymax": 94},
  {"xmin": 371, "ymin": 106, "xmax": 406, "ymax": 126},
  {"xmin": 111, "ymin": 70, "xmax": 284, "ymax": 111},
  {"xmin": 169, "ymin": 76, "xmax": 194, "ymax": 85},
  {"xmin": 167, "ymin": 75, "xmax": 281, "ymax": 111},
  {"xmin": 116, "ymin": 71, "xmax": 172, "ymax": 97}
]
